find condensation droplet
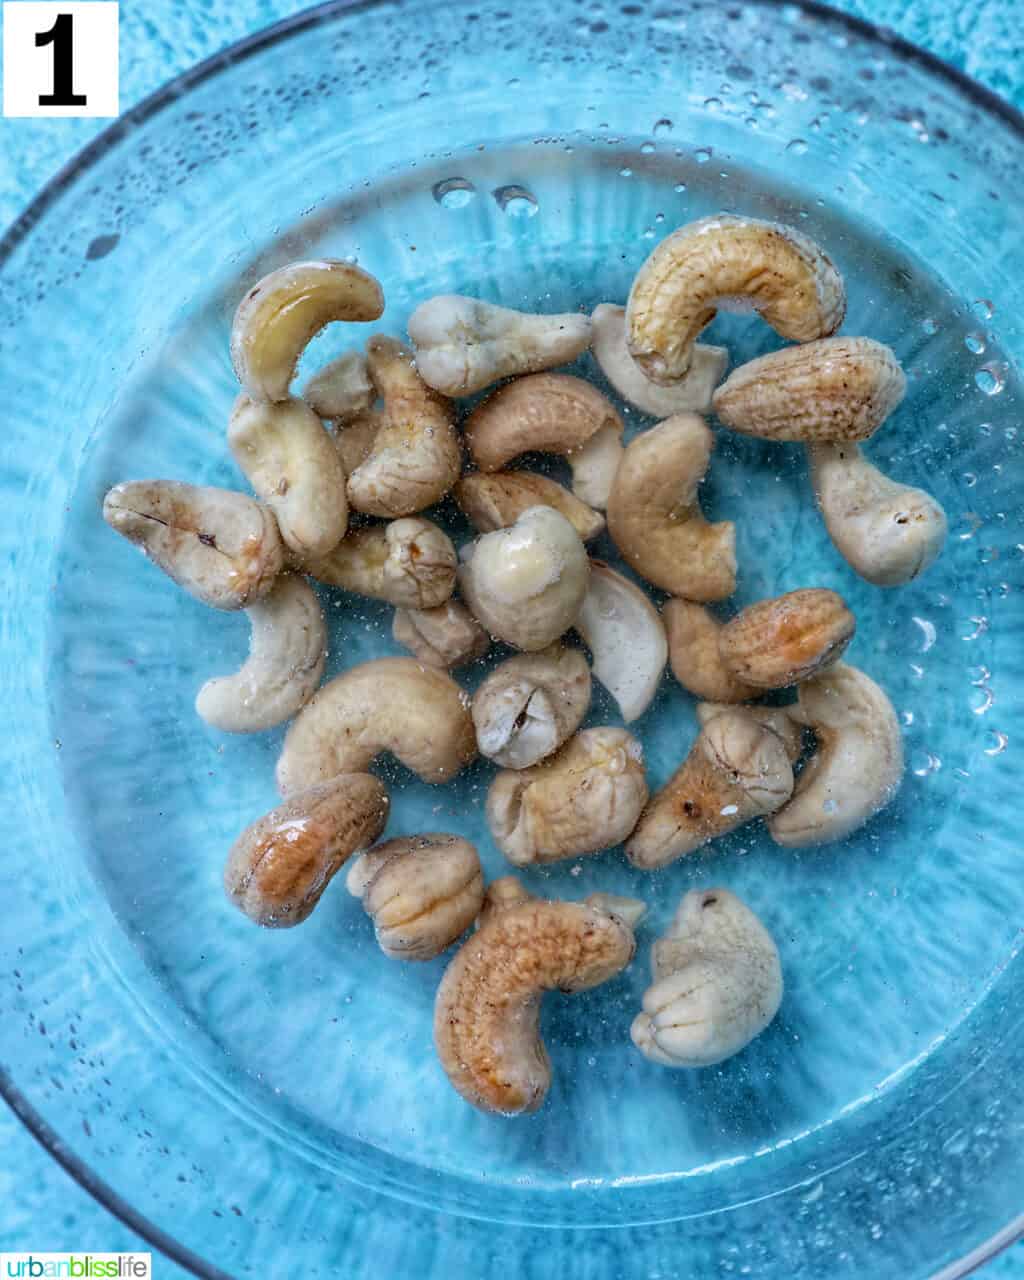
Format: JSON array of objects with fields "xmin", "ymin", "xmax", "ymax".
[
  {"xmin": 695, "ymin": 147, "xmax": 712, "ymax": 163},
  {"xmin": 703, "ymin": 98, "xmax": 722, "ymax": 111},
  {"xmin": 655, "ymin": 212, "xmax": 665, "ymax": 223},
  {"xmin": 653, "ymin": 117, "xmax": 673, "ymax": 134},
  {"xmin": 962, "ymin": 472, "xmax": 977, "ymax": 488},
  {"xmin": 963, "ymin": 616, "xmax": 989, "ymax": 640},
  {"xmin": 911, "ymin": 751, "xmax": 942, "ymax": 778},
  {"xmin": 901, "ymin": 710, "xmax": 915, "ymax": 727},
  {"xmin": 976, "ymin": 363, "xmax": 1006, "ymax": 395},
  {"xmin": 921, "ymin": 317, "xmax": 938, "ymax": 335},
  {"xmin": 978, "ymin": 546, "xmax": 999, "ymax": 564},
  {"xmin": 984, "ymin": 731, "xmax": 1008, "ymax": 756},
  {"xmin": 972, "ymin": 298, "xmax": 995, "ymax": 321},
  {"xmin": 619, "ymin": 167, "xmax": 633, "ymax": 178},
  {"xmin": 965, "ymin": 332, "xmax": 986, "ymax": 355},
  {"xmin": 493, "ymin": 184, "xmax": 539, "ymax": 217},
  {"xmin": 786, "ymin": 138, "xmax": 809, "ymax": 155},
  {"xmin": 674, "ymin": 182, "xmax": 687, "ymax": 193},
  {"xmin": 958, "ymin": 512, "xmax": 983, "ymax": 540},
  {"xmin": 432, "ymin": 177, "xmax": 477, "ymax": 209},
  {"xmin": 971, "ymin": 686, "xmax": 994, "ymax": 715},
  {"xmin": 912, "ymin": 616, "xmax": 936, "ymax": 652},
  {"xmin": 640, "ymin": 140, "xmax": 656, "ymax": 153}
]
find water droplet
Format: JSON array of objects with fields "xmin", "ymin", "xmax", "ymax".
[
  {"xmin": 962, "ymin": 471, "xmax": 977, "ymax": 488},
  {"xmin": 640, "ymin": 140, "xmax": 656, "ymax": 153},
  {"xmin": 786, "ymin": 138, "xmax": 809, "ymax": 155},
  {"xmin": 921, "ymin": 317, "xmax": 938, "ymax": 335},
  {"xmin": 978, "ymin": 545, "xmax": 999, "ymax": 564},
  {"xmin": 976, "ymin": 362, "xmax": 1006, "ymax": 395},
  {"xmin": 965, "ymin": 332, "xmax": 986, "ymax": 355},
  {"xmin": 911, "ymin": 751, "xmax": 942, "ymax": 777},
  {"xmin": 958, "ymin": 512, "xmax": 983, "ymax": 540},
  {"xmin": 972, "ymin": 298, "xmax": 995, "ymax": 321},
  {"xmin": 984, "ymin": 731, "xmax": 1008, "ymax": 756},
  {"xmin": 720, "ymin": 804, "xmax": 739, "ymax": 816},
  {"xmin": 969, "ymin": 665, "xmax": 991, "ymax": 686},
  {"xmin": 432, "ymin": 177, "xmax": 477, "ymax": 209},
  {"xmin": 655, "ymin": 212, "xmax": 665, "ymax": 223},
  {"xmin": 619, "ymin": 166, "xmax": 633, "ymax": 178},
  {"xmin": 963, "ymin": 616, "xmax": 989, "ymax": 640},
  {"xmin": 901, "ymin": 710, "xmax": 915, "ymax": 727},
  {"xmin": 802, "ymin": 1181, "xmax": 825, "ymax": 1204},
  {"xmin": 695, "ymin": 147, "xmax": 712, "ymax": 164},
  {"xmin": 673, "ymin": 182, "xmax": 687, "ymax": 193},
  {"xmin": 653, "ymin": 117, "xmax": 673, "ymax": 134},
  {"xmin": 971, "ymin": 686, "xmax": 994, "ymax": 715},
  {"xmin": 493, "ymin": 184, "xmax": 539, "ymax": 217},
  {"xmin": 703, "ymin": 97, "xmax": 722, "ymax": 111},
  {"xmin": 912, "ymin": 616, "xmax": 936, "ymax": 652},
  {"xmin": 641, "ymin": 226, "xmax": 656, "ymax": 239}
]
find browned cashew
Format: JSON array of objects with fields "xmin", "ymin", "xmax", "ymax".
[
  {"xmin": 718, "ymin": 588, "xmax": 855, "ymax": 690},
  {"xmin": 454, "ymin": 471, "xmax": 605, "ymax": 543},
  {"xmin": 392, "ymin": 600, "xmax": 490, "ymax": 669},
  {"xmin": 663, "ymin": 600, "xmax": 758, "ymax": 704}
]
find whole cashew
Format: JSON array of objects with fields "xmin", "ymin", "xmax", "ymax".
[
  {"xmin": 454, "ymin": 471, "xmax": 605, "ymax": 543},
  {"xmin": 632, "ymin": 888, "xmax": 783, "ymax": 1067},
  {"xmin": 224, "ymin": 773, "xmax": 389, "ymax": 927},
  {"xmin": 606, "ymin": 414, "xmax": 736, "ymax": 602},
  {"xmin": 103, "ymin": 480, "xmax": 283, "ymax": 611},
  {"xmin": 663, "ymin": 599, "xmax": 757, "ymax": 704},
  {"xmin": 301, "ymin": 517, "xmax": 456, "ymax": 609},
  {"xmin": 718, "ymin": 588, "xmax": 855, "ymax": 690},
  {"xmin": 392, "ymin": 599, "xmax": 490, "ymax": 669},
  {"xmin": 696, "ymin": 701, "xmax": 804, "ymax": 764},
  {"xmin": 231, "ymin": 259, "xmax": 384, "ymax": 402},
  {"xmin": 808, "ymin": 442, "xmax": 948, "ymax": 586},
  {"xmin": 196, "ymin": 573, "xmax": 326, "ymax": 732},
  {"xmin": 626, "ymin": 214, "xmax": 845, "ymax": 384},
  {"xmin": 276, "ymin": 657, "xmax": 476, "ymax": 793},
  {"xmin": 768, "ymin": 662, "xmax": 902, "ymax": 847},
  {"xmin": 472, "ymin": 644, "xmax": 591, "ymax": 768},
  {"xmin": 407, "ymin": 295, "xmax": 592, "ymax": 396},
  {"xmin": 304, "ymin": 349, "xmax": 375, "ymax": 421}
]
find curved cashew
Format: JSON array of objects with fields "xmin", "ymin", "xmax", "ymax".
[
  {"xmin": 574, "ymin": 561, "xmax": 667, "ymax": 722},
  {"xmin": 626, "ymin": 214, "xmax": 845, "ymax": 383},
  {"xmin": 632, "ymin": 888, "xmax": 782, "ymax": 1067},
  {"xmin": 333, "ymin": 409, "xmax": 384, "ymax": 476},
  {"xmin": 696, "ymin": 701, "xmax": 804, "ymax": 764},
  {"xmin": 392, "ymin": 599, "xmax": 490, "ymax": 670},
  {"xmin": 713, "ymin": 337, "xmax": 906, "ymax": 443},
  {"xmin": 408, "ymin": 295, "xmax": 592, "ymax": 396},
  {"xmin": 103, "ymin": 480, "xmax": 283, "ymax": 611},
  {"xmin": 302, "ymin": 517, "xmax": 456, "ymax": 609},
  {"xmin": 464, "ymin": 374, "xmax": 624, "ymax": 508},
  {"xmin": 224, "ymin": 773, "xmax": 389, "ymax": 927},
  {"xmin": 346, "ymin": 834, "xmax": 484, "ymax": 960},
  {"xmin": 768, "ymin": 662, "xmax": 902, "ymax": 847},
  {"xmin": 277, "ymin": 657, "xmax": 475, "ymax": 793},
  {"xmin": 808, "ymin": 443, "xmax": 948, "ymax": 586},
  {"xmin": 627, "ymin": 711, "xmax": 793, "ymax": 869},
  {"xmin": 458, "ymin": 506, "xmax": 589, "ymax": 651},
  {"xmin": 663, "ymin": 600, "xmax": 757, "ymax": 704},
  {"xmin": 472, "ymin": 644, "xmax": 591, "ymax": 768},
  {"xmin": 433, "ymin": 891, "xmax": 637, "ymax": 1113},
  {"xmin": 718, "ymin": 588, "xmax": 855, "ymax": 690},
  {"xmin": 231, "ymin": 259, "xmax": 384, "ymax": 402},
  {"xmin": 196, "ymin": 573, "xmax": 326, "ymax": 732},
  {"xmin": 304, "ymin": 350, "xmax": 374, "ymax": 421},
  {"xmin": 454, "ymin": 471, "xmax": 605, "ymax": 543},
  {"xmin": 591, "ymin": 304, "xmax": 728, "ymax": 416},
  {"xmin": 606, "ymin": 414, "xmax": 736, "ymax": 602},
  {"xmin": 487, "ymin": 726, "xmax": 648, "ymax": 866}
]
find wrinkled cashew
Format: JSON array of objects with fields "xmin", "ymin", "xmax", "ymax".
[
  {"xmin": 408, "ymin": 295, "xmax": 592, "ymax": 396},
  {"xmin": 475, "ymin": 874, "xmax": 534, "ymax": 929},
  {"xmin": 574, "ymin": 561, "xmax": 667, "ymax": 722},
  {"xmin": 718, "ymin": 588, "xmax": 855, "ymax": 690},
  {"xmin": 302, "ymin": 517, "xmax": 456, "ymax": 609},
  {"xmin": 627, "ymin": 711, "xmax": 794, "ymax": 869},
  {"xmin": 103, "ymin": 480, "xmax": 283, "ymax": 611},
  {"xmin": 224, "ymin": 773, "xmax": 389, "ymax": 927},
  {"xmin": 472, "ymin": 644, "xmax": 591, "ymax": 768},
  {"xmin": 626, "ymin": 214, "xmax": 845, "ymax": 384},
  {"xmin": 231, "ymin": 259, "xmax": 384, "ymax": 402},
  {"xmin": 333, "ymin": 409, "xmax": 385, "ymax": 476},
  {"xmin": 454, "ymin": 471, "xmax": 605, "ymax": 543},
  {"xmin": 346, "ymin": 834, "xmax": 484, "ymax": 960},
  {"xmin": 696, "ymin": 701, "xmax": 804, "ymax": 764},
  {"xmin": 591, "ymin": 304, "xmax": 728, "ymax": 415},
  {"xmin": 607, "ymin": 414, "xmax": 736, "ymax": 601},
  {"xmin": 434, "ymin": 888, "xmax": 637, "ymax": 1113},
  {"xmin": 458, "ymin": 506, "xmax": 589, "ymax": 651},
  {"xmin": 392, "ymin": 599, "xmax": 490, "ymax": 669},
  {"xmin": 808, "ymin": 443, "xmax": 948, "ymax": 586},
  {"xmin": 713, "ymin": 337, "xmax": 906, "ymax": 443},
  {"xmin": 196, "ymin": 573, "xmax": 326, "ymax": 732},
  {"xmin": 768, "ymin": 662, "xmax": 902, "ymax": 847},
  {"xmin": 487, "ymin": 726, "xmax": 648, "ymax": 866},
  {"xmin": 632, "ymin": 888, "xmax": 783, "ymax": 1067},
  {"xmin": 276, "ymin": 656, "xmax": 476, "ymax": 793},
  {"xmin": 663, "ymin": 600, "xmax": 757, "ymax": 704},
  {"xmin": 304, "ymin": 350, "xmax": 375, "ymax": 421}
]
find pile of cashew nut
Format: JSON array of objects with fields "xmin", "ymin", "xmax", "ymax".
[{"xmin": 103, "ymin": 213, "xmax": 943, "ymax": 1116}]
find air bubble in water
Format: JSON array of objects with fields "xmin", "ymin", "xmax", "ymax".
[
  {"xmin": 432, "ymin": 177, "xmax": 477, "ymax": 209},
  {"xmin": 965, "ymin": 332, "xmax": 986, "ymax": 355},
  {"xmin": 972, "ymin": 298, "xmax": 995, "ymax": 321},
  {"xmin": 984, "ymin": 732, "xmax": 1008, "ymax": 756},
  {"xmin": 975, "ymin": 363, "xmax": 1006, "ymax": 395},
  {"xmin": 653, "ymin": 117, "xmax": 673, "ymax": 134},
  {"xmin": 703, "ymin": 98, "xmax": 722, "ymax": 111},
  {"xmin": 786, "ymin": 138, "xmax": 809, "ymax": 155},
  {"xmin": 493, "ymin": 184, "xmax": 539, "ymax": 217},
  {"xmin": 674, "ymin": 182, "xmax": 687, "ymax": 192},
  {"xmin": 641, "ymin": 140, "xmax": 656, "ymax": 153},
  {"xmin": 911, "ymin": 751, "xmax": 942, "ymax": 777},
  {"xmin": 912, "ymin": 616, "xmax": 936, "ymax": 652},
  {"xmin": 921, "ymin": 317, "xmax": 938, "ymax": 335},
  {"xmin": 619, "ymin": 166, "xmax": 633, "ymax": 177},
  {"xmin": 971, "ymin": 686, "xmax": 994, "ymax": 715},
  {"xmin": 695, "ymin": 147, "xmax": 712, "ymax": 163}
]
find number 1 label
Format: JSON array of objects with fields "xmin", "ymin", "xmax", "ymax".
[{"xmin": 3, "ymin": 2, "xmax": 119, "ymax": 118}]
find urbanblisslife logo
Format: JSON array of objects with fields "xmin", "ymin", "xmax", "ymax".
[{"xmin": 1, "ymin": 1258, "xmax": 150, "ymax": 1279}]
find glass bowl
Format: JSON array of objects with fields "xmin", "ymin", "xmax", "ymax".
[{"xmin": 1, "ymin": 1, "xmax": 1023, "ymax": 1276}]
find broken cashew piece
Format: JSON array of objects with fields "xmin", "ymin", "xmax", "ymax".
[
  {"xmin": 196, "ymin": 573, "xmax": 326, "ymax": 732},
  {"xmin": 103, "ymin": 480, "xmax": 284, "ymax": 611},
  {"xmin": 408, "ymin": 295, "xmax": 592, "ymax": 396},
  {"xmin": 472, "ymin": 644, "xmax": 591, "ymax": 768},
  {"xmin": 392, "ymin": 599, "xmax": 490, "ymax": 669},
  {"xmin": 696, "ymin": 701, "xmax": 804, "ymax": 765},
  {"xmin": 607, "ymin": 414, "xmax": 736, "ymax": 602},
  {"xmin": 768, "ymin": 662, "xmax": 902, "ymax": 847},
  {"xmin": 231, "ymin": 259, "xmax": 384, "ymax": 403},
  {"xmin": 632, "ymin": 888, "xmax": 783, "ymax": 1067},
  {"xmin": 574, "ymin": 561, "xmax": 667, "ymax": 723},
  {"xmin": 224, "ymin": 773, "xmax": 389, "ymax": 927},
  {"xmin": 808, "ymin": 443, "xmax": 948, "ymax": 586},
  {"xmin": 718, "ymin": 588, "xmax": 855, "ymax": 690},
  {"xmin": 663, "ymin": 600, "xmax": 757, "ymax": 704},
  {"xmin": 454, "ymin": 471, "xmax": 605, "ymax": 543},
  {"xmin": 304, "ymin": 349, "xmax": 375, "ymax": 421},
  {"xmin": 626, "ymin": 214, "xmax": 845, "ymax": 384},
  {"xmin": 302, "ymin": 517, "xmax": 456, "ymax": 609}
]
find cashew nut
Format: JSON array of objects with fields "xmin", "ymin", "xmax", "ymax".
[
  {"xmin": 224, "ymin": 773, "xmax": 389, "ymax": 927},
  {"xmin": 304, "ymin": 349, "xmax": 375, "ymax": 421},
  {"xmin": 767, "ymin": 662, "xmax": 902, "ymax": 847},
  {"xmin": 583, "ymin": 892, "xmax": 648, "ymax": 930},
  {"xmin": 626, "ymin": 215, "xmax": 845, "ymax": 384},
  {"xmin": 696, "ymin": 701, "xmax": 804, "ymax": 764},
  {"xmin": 407, "ymin": 295, "xmax": 592, "ymax": 396},
  {"xmin": 475, "ymin": 874, "xmax": 534, "ymax": 929},
  {"xmin": 631, "ymin": 888, "xmax": 783, "ymax": 1067},
  {"xmin": 487, "ymin": 726, "xmax": 648, "ymax": 866},
  {"xmin": 458, "ymin": 506, "xmax": 590, "ymax": 651},
  {"xmin": 231, "ymin": 259, "xmax": 384, "ymax": 402},
  {"xmin": 103, "ymin": 480, "xmax": 284, "ymax": 611},
  {"xmin": 574, "ymin": 561, "xmax": 667, "ymax": 722},
  {"xmin": 464, "ymin": 374, "xmax": 624, "ymax": 508},
  {"xmin": 345, "ymin": 834, "xmax": 484, "ymax": 960},
  {"xmin": 808, "ymin": 442, "xmax": 948, "ymax": 586},
  {"xmin": 663, "ymin": 600, "xmax": 757, "ymax": 704},
  {"xmin": 606, "ymin": 414, "xmax": 736, "ymax": 602},
  {"xmin": 718, "ymin": 588, "xmax": 855, "ymax": 690},
  {"xmin": 627, "ymin": 711, "xmax": 794, "ymax": 869},
  {"xmin": 433, "ymin": 888, "xmax": 637, "ymax": 1113},
  {"xmin": 713, "ymin": 337, "xmax": 906, "ymax": 443},
  {"xmin": 333, "ymin": 409, "xmax": 384, "ymax": 476},
  {"xmin": 392, "ymin": 599, "xmax": 490, "ymax": 669},
  {"xmin": 472, "ymin": 644, "xmax": 591, "ymax": 768},
  {"xmin": 302, "ymin": 517, "xmax": 456, "ymax": 609},
  {"xmin": 454, "ymin": 471, "xmax": 605, "ymax": 543},
  {"xmin": 196, "ymin": 573, "xmax": 326, "ymax": 732},
  {"xmin": 591, "ymin": 304, "xmax": 728, "ymax": 415}
]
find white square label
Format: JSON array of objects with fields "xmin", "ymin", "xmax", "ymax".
[{"xmin": 3, "ymin": 2, "xmax": 119, "ymax": 117}]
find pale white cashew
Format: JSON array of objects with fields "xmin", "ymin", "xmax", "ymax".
[
  {"xmin": 632, "ymin": 888, "xmax": 783, "ymax": 1067},
  {"xmin": 696, "ymin": 702, "xmax": 804, "ymax": 764},
  {"xmin": 606, "ymin": 414, "xmax": 736, "ymax": 602},
  {"xmin": 718, "ymin": 588, "xmax": 855, "ymax": 690},
  {"xmin": 568, "ymin": 421, "xmax": 625, "ymax": 509},
  {"xmin": 626, "ymin": 214, "xmax": 845, "ymax": 384},
  {"xmin": 276, "ymin": 656, "xmax": 476, "ymax": 794},
  {"xmin": 333, "ymin": 409, "xmax": 384, "ymax": 476},
  {"xmin": 472, "ymin": 644, "xmax": 591, "ymax": 768},
  {"xmin": 808, "ymin": 442, "xmax": 948, "ymax": 586},
  {"xmin": 103, "ymin": 480, "xmax": 283, "ymax": 611},
  {"xmin": 392, "ymin": 600, "xmax": 490, "ymax": 669},
  {"xmin": 304, "ymin": 350, "xmax": 375, "ymax": 420},
  {"xmin": 301, "ymin": 517, "xmax": 456, "ymax": 609},
  {"xmin": 574, "ymin": 561, "xmax": 667, "ymax": 723},
  {"xmin": 663, "ymin": 600, "xmax": 757, "ymax": 704},
  {"xmin": 231, "ymin": 259, "xmax": 384, "ymax": 402},
  {"xmin": 408, "ymin": 295, "xmax": 592, "ymax": 396},
  {"xmin": 768, "ymin": 662, "xmax": 902, "ymax": 847},
  {"xmin": 454, "ymin": 471, "xmax": 605, "ymax": 543},
  {"xmin": 196, "ymin": 573, "xmax": 326, "ymax": 732}
]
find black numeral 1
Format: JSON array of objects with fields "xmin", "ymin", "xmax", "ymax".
[{"xmin": 36, "ymin": 13, "xmax": 87, "ymax": 107}]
